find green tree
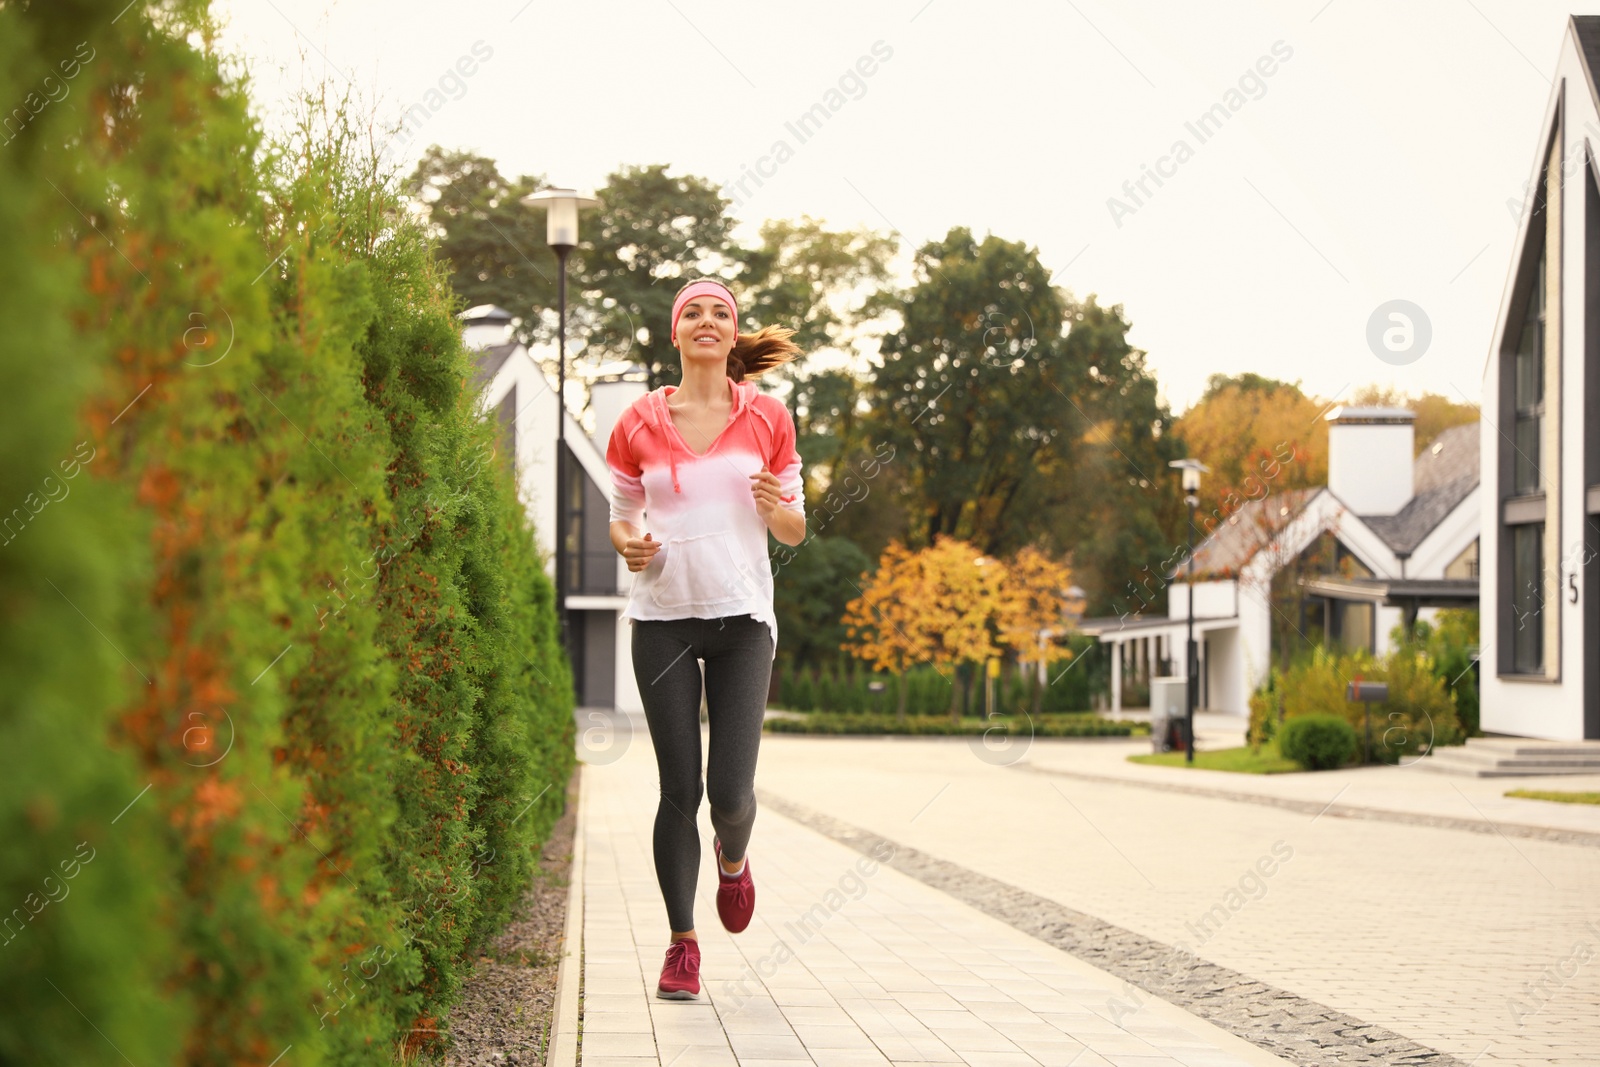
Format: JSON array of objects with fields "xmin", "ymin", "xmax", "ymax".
[
  {"xmin": 1048, "ymin": 296, "xmax": 1185, "ymax": 615},
  {"xmin": 772, "ymin": 534, "xmax": 872, "ymax": 671},
  {"xmin": 405, "ymin": 146, "xmax": 554, "ymax": 340},
  {"xmin": 739, "ymin": 216, "xmax": 897, "ymax": 359},
  {"xmin": 574, "ymin": 163, "xmax": 739, "ymax": 390},
  {"xmin": 861, "ymin": 227, "xmax": 1074, "ymax": 554},
  {"xmin": 860, "ymin": 228, "xmax": 1185, "ymax": 615}
]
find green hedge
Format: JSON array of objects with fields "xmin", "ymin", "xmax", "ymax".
[
  {"xmin": 0, "ymin": 4, "xmax": 572, "ymax": 1063},
  {"xmin": 779, "ymin": 639, "xmax": 1099, "ymax": 716},
  {"xmin": 765, "ymin": 713, "xmax": 1147, "ymax": 736}
]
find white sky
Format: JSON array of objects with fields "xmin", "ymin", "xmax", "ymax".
[{"xmin": 214, "ymin": 0, "xmax": 1593, "ymax": 414}]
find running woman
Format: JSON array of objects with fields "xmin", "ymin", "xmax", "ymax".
[{"xmin": 605, "ymin": 278, "xmax": 805, "ymax": 1000}]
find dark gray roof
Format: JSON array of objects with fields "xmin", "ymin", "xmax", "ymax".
[
  {"xmin": 471, "ymin": 340, "xmax": 519, "ymax": 392},
  {"xmin": 1573, "ymin": 17, "xmax": 1600, "ymax": 108},
  {"xmin": 1177, "ymin": 421, "xmax": 1482, "ymax": 576},
  {"xmin": 1413, "ymin": 422, "xmax": 1480, "ymax": 494},
  {"xmin": 1360, "ymin": 423, "xmax": 1480, "ymax": 556},
  {"xmin": 1180, "ymin": 488, "xmax": 1322, "ymax": 579}
]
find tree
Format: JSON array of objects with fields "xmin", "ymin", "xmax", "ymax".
[
  {"xmin": 1349, "ymin": 384, "xmax": 1478, "ymax": 454},
  {"xmin": 738, "ymin": 216, "xmax": 897, "ymax": 359},
  {"xmin": 859, "ymin": 227, "xmax": 1076, "ymax": 556},
  {"xmin": 1049, "ymin": 296, "xmax": 1186, "ymax": 615},
  {"xmin": 840, "ymin": 541, "xmax": 938, "ymax": 720},
  {"xmin": 841, "ymin": 537, "xmax": 1006, "ymax": 721},
  {"xmin": 404, "ymin": 147, "xmax": 554, "ymax": 340},
  {"xmin": 919, "ymin": 537, "xmax": 1008, "ymax": 720},
  {"xmin": 1173, "ymin": 373, "xmax": 1328, "ymax": 498},
  {"xmin": 995, "ymin": 546, "xmax": 1079, "ymax": 713},
  {"xmin": 771, "ymin": 534, "xmax": 872, "ymax": 672},
  {"xmin": 574, "ymin": 164, "xmax": 740, "ymax": 391}
]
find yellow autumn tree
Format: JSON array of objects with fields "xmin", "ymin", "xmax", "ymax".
[
  {"xmin": 920, "ymin": 536, "xmax": 1006, "ymax": 721},
  {"xmin": 1174, "ymin": 375, "xmax": 1327, "ymax": 501},
  {"xmin": 842, "ymin": 536, "xmax": 1004, "ymax": 721},
  {"xmin": 840, "ymin": 540, "xmax": 937, "ymax": 720},
  {"xmin": 996, "ymin": 546, "xmax": 1080, "ymax": 713}
]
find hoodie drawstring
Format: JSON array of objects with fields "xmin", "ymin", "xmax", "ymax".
[{"xmin": 650, "ymin": 379, "xmax": 757, "ymax": 494}]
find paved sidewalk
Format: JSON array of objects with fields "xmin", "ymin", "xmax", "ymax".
[
  {"xmin": 748, "ymin": 732, "xmax": 1600, "ymax": 1067},
  {"xmin": 577, "ymin": 734, "xmax": 1289, "ymax": 1067},
  {"xmin": 1040, "ymin": 711, "xmax": 1600, "ymax": 840}
]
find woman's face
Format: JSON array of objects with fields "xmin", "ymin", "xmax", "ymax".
[{"xmin": 675, "ymin": 296, "xmax": 736, "ymax": 365}]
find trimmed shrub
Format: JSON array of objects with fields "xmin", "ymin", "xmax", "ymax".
[{"xmin": 1278, "ymin": 714, "xmax": 1359, "ymax": 770}]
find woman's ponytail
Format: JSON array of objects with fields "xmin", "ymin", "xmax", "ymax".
[{"xmin": 727, "ymin": 325, "xmax": 801, "ymax": 382}]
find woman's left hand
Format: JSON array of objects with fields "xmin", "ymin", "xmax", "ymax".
[{"xmin": 749, "ymin": 465, "xmax": 783, "ymax": 521}]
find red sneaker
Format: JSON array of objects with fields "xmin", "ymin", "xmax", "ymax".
[
  {"xmin": 714, "ymin": 837, "xmax": 755, "ymax": 934},
  {"xmin": 656, "ymin": 937, "xmax": 700, "ymax": 1000}
]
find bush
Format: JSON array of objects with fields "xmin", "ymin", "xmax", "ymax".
[
  {"xmin": 1273, "ymin": 645, "xmax": 1461, "ymax": 763},
  {"xmin": 1247, "ymin": 669, "xmax": 1283, "ymax": 751},
  {"xmin": 1408, "ymin": 610, "xmax": 1480, "ymax": 738},
  {"xmin": 1278, "ymin": 714, "xmax": 1360, "ymax": 770}
]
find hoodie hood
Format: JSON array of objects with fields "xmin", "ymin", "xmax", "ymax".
[{"xmin": 637, "ymin": 378, "xmax": 777, "ymax": 493}]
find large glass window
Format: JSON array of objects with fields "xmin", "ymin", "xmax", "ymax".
[
  {"xmin": 1513, "ymin": 254, "xmax": 1545, "ymax": 495},
  {"xmin": 1511, "ymin": 522, "xmax": 1544, "ymax": 673}
]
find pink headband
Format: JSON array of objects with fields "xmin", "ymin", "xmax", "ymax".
[{"xmin": 670, "ymin": 281, "xmax": 738, "ymax": 344}]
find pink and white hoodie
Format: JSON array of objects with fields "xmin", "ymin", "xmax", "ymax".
[{"xmin": 606, "ymin": 377, "xmax": 804, "ymax": 656}]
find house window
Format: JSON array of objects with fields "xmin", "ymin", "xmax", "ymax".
[
  {"xmin": 1511, "ymin": 523, "xmax": 1544, "ymax": 673},
  {"xmin": 1499, "ymin": 133, "xmax": 1555, "ymax": 680},
  {"xmin": 1512, "ymin": 253, "xmax": 1545, "ymax": 495},
  {"xmin": 1444, "ymin": 538, "xmax": 1479, "ymax": 579}
]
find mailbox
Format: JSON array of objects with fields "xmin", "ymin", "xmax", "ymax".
[
  {"xmin": 1345, "ymin": 680, "xmax": 1388, "ymax": 703},
  {"xmin": 1344, "ymin": 679, "xmax": 1387, "ymax": 763}
]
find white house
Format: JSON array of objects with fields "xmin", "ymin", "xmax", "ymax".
[
  {"xmin": 1477, "ymin": 15, "xmax": 1600, "ymax": 741},
  {"xmin": 1081, "ymin": 408, "xmax": 1481, "ymax": 716},
  {"xmin": 462, "ymin": 305, "xmax": 647, "ymax": 713}
]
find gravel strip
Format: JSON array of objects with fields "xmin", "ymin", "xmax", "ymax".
[
  {"xmin": 757, "ymin": 787, "xmax": 1466, "ymax": 1067},
  {"xmin": 1017, "ymin": 763, "xmax": 1600, "ymax": 849},
  {"xmin": 444, "ymin": 768, "xmax": 580, "ymax": 1067}
]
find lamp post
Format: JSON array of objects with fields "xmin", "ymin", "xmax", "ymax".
[
  {"xmin": 1168, "ymin": 458, "xmax": 1209, "ymax": 763},
  {"xmin": 523, "ymin": 188, "xmax": 599, "ymax": 665}
]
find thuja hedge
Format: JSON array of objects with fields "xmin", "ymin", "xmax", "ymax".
[{"xmin": 0, "ymin": 3, "xmax": 573, "ymax": 1064}]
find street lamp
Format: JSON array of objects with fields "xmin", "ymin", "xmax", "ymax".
[
  {"xmin": 1168, "ymin": 458, "xmax": 1209, "ymax": 764},
  {"xmin": 523, "ymin": 187, "xmax": 600, "ymax": 665}
]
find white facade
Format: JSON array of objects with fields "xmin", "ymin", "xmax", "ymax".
[
  {"xmin": 464, "ymin": 309, "xmax": 645, "ymax": 713},
  {"xmin": 1478, "ymin": 17, "xmax": 1600, "ymax": 741}
]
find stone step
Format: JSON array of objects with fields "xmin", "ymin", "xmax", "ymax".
[
  {"xmin": 1468, "ymin": 737, "xmax": 1600, "ymax": 758},
  {"xmin": 1417, "ymin": 745, "xmax": 1600, "ymax": 777}
]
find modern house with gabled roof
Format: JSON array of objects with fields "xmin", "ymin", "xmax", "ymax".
[
  {"xmin": 1476, "ymin": 15, "xmax": 1600, "ymax": 741},
  {"xmin": 1081, "ymin": 408, "xmax": 1480, "ymax": 716},
  {"xmin": 461, "ymin": 304, "xmax": 649, "ymax": 713}
]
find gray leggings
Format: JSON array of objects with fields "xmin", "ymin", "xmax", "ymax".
[{"xmin": 631, "ymin": 614, "xmax": 773, "ymax": 933}]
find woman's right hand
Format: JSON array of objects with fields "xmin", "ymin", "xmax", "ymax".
[{"xmin": 622, "ymin": 532, "xmax": 662, "ymax": 572}]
